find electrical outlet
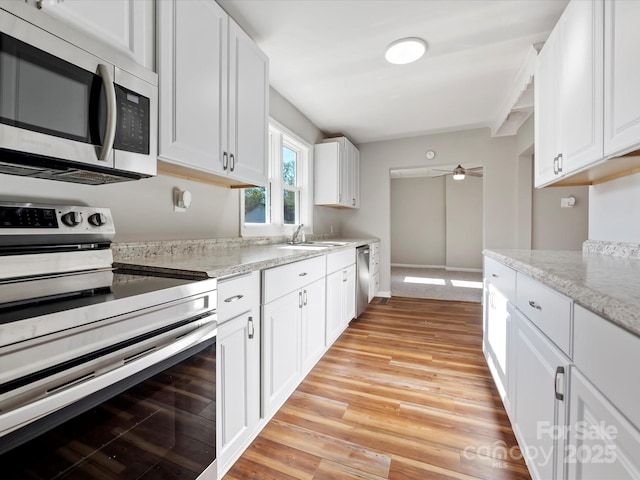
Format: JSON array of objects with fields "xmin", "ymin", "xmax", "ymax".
[{"xmin": 561, "ymin": 196, "xmax": 576, "ymax": 208}]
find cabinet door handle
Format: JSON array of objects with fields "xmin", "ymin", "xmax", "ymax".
[
  {"xmin": 230, "ymin": 153, "xmax": 235, "ymax": 172},
  {"xmin": 298, "ymin": 272, "xmax": 308, "ymax": 277},
  {"xmin": 224, "ymin": 294, "xmax": 244, "ymax": 303},
  {"xmin": 303, "ymin": 289, "xmax": 308, "ymax": 306},
  {"xmin": 222, "ymin": 151, "xmax": 228, "ymax": 170},
  {"xmin": 557, "ymin": 153, "xmax": 563, "ymax": 173},
  {"xmin": 343, "ymin": 270, "xmax": 347, "ymax": 282},
  {"xmin": 248, "ymin": 316, "xmax": 254, "ymax": 339},
  {"xmin": 528, "ymin": 300, "xmax": 542, "ymax": 311},
  {"xmin": 553, "ymin": 155, "xmax": 559, "ymax": 175},
  {"xmin": 554, "ymin": 366, "xmax": 565, "ymax": 401},
  {"xmin": 299, "ymin": 291, "xmax": 303, "ymax": 308}
]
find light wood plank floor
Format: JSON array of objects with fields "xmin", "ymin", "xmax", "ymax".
[{"xmin": 224, "ymin": 297, "xmax": 531, "ymax": 480}]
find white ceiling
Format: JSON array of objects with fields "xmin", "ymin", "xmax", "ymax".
[{"xmin": 218, "ymin": 0, "xmax": 568, "ymax": 145}]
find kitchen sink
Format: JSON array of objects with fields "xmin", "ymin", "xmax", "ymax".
[
  {"xmin": 277, "ymin": 244, "xmax": 330, "ymax": 251},
  {"xmin": 308, "ymin": 241, "xmax": 351, "ymax": 246}
]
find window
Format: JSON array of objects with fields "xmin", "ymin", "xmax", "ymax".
[{"xmin": 241, "ymin": 119, "xmax": 312, "ymax": 236}]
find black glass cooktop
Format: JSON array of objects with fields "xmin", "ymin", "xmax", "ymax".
[{"xmin": 0, "ymin": 269, "xmax": 202, "ymax": 324}]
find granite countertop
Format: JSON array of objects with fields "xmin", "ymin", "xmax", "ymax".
[
  {"xmin": 484, "ymin": 243, "xmax": 640, "ymax": 337},
  {"xmin": 113, "ymin": 237, "xmax": 377, "ymax": 280}
]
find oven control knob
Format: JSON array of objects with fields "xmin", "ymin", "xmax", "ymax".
[
  {"xmin": 61, "ymin": 211, "xmax": 82, "ymax": 227},
  {"xmin": 88, "ymin": 213, "xmax": 107, "ymax": 227}
]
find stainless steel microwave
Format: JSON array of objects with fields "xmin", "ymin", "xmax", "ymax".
[{"xmin": 0, "ymin": 6, "xmax": 157, "ymax": 185}]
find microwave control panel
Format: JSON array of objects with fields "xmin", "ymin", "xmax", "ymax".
[{"xmin": 114, "ymin": 84, "xmax": 150, "ymax": 155}]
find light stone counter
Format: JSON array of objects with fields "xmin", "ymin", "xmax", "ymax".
[
  {"xmin": 483, "ymin": 246, "xmax": 640, "ymax": 338},
  {"xmin": 112, "ymin": 237, "xmax": 377, "ymax": 280}
]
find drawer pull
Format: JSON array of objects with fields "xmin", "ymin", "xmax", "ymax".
[
  {"xmin": 299, "ymin": 272, "xmax": 308, "ymax": 277},
  {"xmin": 491, "ymin": 273, "xmax": 498, "ymax": 278},
  {"xmin": 554, "ymin": 366, "xmax": 565, "ymax": 401},
  {"xmin": 224, "ymin": 294, "xmax": 244, "ymax": 303},
  {"xmin": 528, "ymin": 300, "xmax": 542, "ymax": 311}
]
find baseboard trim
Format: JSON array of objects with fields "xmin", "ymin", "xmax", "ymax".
[
  {"xmin": 391, "ymin": 264, "xmax": 482, "ymax": 273},
  {"xmin": 391, "ymin": 263, "xmax": 445, "ymax": 269},
  {"xmin": 377, "ymin": 290, "xmax": 391, "ymax": 298}
]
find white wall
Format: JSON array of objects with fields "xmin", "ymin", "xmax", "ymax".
[
  {"xmin": 0, "ymin": 87, "xmax": 344, "ymax": 242},
  {"xmin": 341, "ymin": 128, "xmax": 518, "ymax": 295},
  {"xmin": 445, "ymin": 174, "xmax": 483, "ymax": 269},
  {"xmin": 589, "ymin": 172, "xmax": 640, "ymax": 242},
  {"xmin": 390, "ymin": 176, "xmax": 446, "ymax": 266}
]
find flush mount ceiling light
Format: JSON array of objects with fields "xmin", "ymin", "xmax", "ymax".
[{"xmin": 385, "ymin": 37, "xmax": 427, "ymax": 65}]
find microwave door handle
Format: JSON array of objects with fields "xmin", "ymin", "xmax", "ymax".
[{"xmin": 97, "ymin": 64, "xmax": 117, "ymax": 162}]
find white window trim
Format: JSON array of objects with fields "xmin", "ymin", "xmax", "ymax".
[{"xmin": 241, "ymin": 118, "xmax": 313, "ymax": 237}]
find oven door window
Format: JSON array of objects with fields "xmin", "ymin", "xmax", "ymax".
[
  {"xmin": 0, "ymin": 339, "xmax": 216, "ymax": 479},
  {"xmin": 0, "ymin": 32, "xmax": 105, "ymax": 146}
]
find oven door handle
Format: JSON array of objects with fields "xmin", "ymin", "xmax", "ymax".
[{"xmin": 0, "ymin": 315, "xmax": 217, "ymax": 438}]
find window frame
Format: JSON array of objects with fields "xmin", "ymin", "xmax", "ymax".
[{"xmin": 241, "ymin": 118, "xmax": 313, "ymax": 237}]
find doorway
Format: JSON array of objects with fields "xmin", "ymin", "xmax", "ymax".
[{"xmin": 389, "ymin": 165, "xmax": 483, "ymax": 302}]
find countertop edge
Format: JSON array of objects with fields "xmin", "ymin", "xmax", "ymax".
[
  {"xmin": 483, "ymin": 249, "xmax": 640, "ymax": 337},
  {"xmin": 115, "ymin": 238, "xmax": 378, "ymax": 280}
]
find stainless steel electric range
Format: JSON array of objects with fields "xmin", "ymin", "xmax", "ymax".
[{"xmin": 0, "ymin": 202, "xmax": 217, "ymax": 479}]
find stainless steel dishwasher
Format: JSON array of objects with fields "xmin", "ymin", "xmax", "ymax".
[{"xmin": 356, "ymin": 245, "xmax": 370, "ymax": 317}]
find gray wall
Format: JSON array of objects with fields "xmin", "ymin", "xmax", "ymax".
[
  {"xmin": 390, "ymin": 176, "xmax": 446, "ymax": 266},
  {"xmin": 445, "ymin": 174, "xmax": 483, "ymax": 269},
  {"xmin": 532, "ymin": 185, "xmax": 589, "ymax": 250},
  {"xmin": 341, "ymin": 127, "xmax": 518, "ymax": 295},
  {"xmin": 0, "ymin": 87, "xmax": 345, "ymax": 242},
  {"xmin": 517, "ymin": 116, "xmax": 589, "ymax": 252},
  {"xmin": 389, "ymin": 174, "xmax": 483, "ymax": 270}
]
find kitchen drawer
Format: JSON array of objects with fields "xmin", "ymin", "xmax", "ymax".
[
  {"xmin": 262, "ymin": 255, "xmax": 326, "ymax": 304},
  {"xmin": 218, "ymin": 270, "xmax": 260, "ymax": 323},
  {"xmin": 516, "ymin": 273, "xmax": 572, "ymax": 355},
  {"xmin": 574, "ymin": 305, "xmax": 640, "ymax": 428},
  {"xmin": 326, "ymin": 248, "xmax": 355, "ymax": 274},
  {"xmin": 484, "ymin": 256, "xmax": 516, "ymax": 302}
]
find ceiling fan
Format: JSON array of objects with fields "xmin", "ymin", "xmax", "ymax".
[{"xmin": 432, "ymin": 164, "xmax": 483, "ymax": 180}]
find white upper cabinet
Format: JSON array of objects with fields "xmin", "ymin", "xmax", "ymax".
[
  {"xmin": 535, "ymin": 0, "xmax": 604, "ymax": 188},
  {"xmin": 157, "ymin": 0, "xmax": 268, "ymax": 187},
  {"xmin": 314, "ymin": 137, "xmax": 360, "ymax": 208},
  {"xmin": 21, "ymin": 0, "xmax": 155, "ymax": 70},
  {"xmin": 535, "ymin": 24, "xmax": 562, "ymax": 187},
  {"xmin": 227, "ymin": 20, "xmax": 269, "ymax": 186},
  {"xmin": 603, "ymin": 0, "xmax": 640, "ymax": 158}
]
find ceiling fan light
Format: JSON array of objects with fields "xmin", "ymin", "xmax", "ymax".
[
  {"xmin": 385, "ymin": 37, "xmax": 427, "ymax": 64},
  {"xmin": 452, "ymin": 164, "xmax": 466, "ymax": 180}
]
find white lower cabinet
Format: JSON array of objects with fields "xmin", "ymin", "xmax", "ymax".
[
  {"xmin": 368, "ymin": 241, "xmax": 380, "ymax": 302},
  {"xmin": 567, "ymin": 367, "xmax": 640, "ymax": 480},
  {"xmin": 484, "ymin": 255, "xmax": 640, "ymax": 480},
  {"xmin": 261, "ymin": 257, "xmax": 326, "ymax": 420},
  {"xmin": 483, "ymin": 284, "xmax": 512, "ymax": 413},
  {"xmin": 216, "ymin": 272, "xmax": 261, "ymax": 478},
  {"xmin": 511, "ymin": 309, "xmax": 570, "ymax": 480},
  {"xmin": 301, "ymin": 279, "xmax": 327, "ymax": 376},
  {"xmin": 325, "ymin": 249, "xmax": 356, "ymax": 346},
  {"xmin": 262, "ymin": 289, "xmax": 302, "ymax": 419}
]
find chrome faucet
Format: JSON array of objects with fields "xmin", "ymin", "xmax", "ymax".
[{"xmin": 290, "ymin": 224, "xmax": 304, "ymax": 244}]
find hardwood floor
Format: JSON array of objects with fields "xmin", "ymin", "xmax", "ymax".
[{"xmin": 224, "ymin": 297, "xmax": 531, "ymax": 480}]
